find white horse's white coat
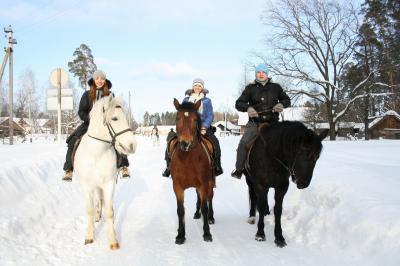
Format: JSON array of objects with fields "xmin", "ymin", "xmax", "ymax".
[{"xmin": 74, "ymin": 95, "xmax": 137, "ymax": 249}]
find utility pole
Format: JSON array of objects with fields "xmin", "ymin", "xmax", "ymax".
[
  {"xmin": 128, "ymin": 91, "xmax": 132, "ymax": 127},
  {"xmin": 0, "ymin": 26, "xmax": 17, "ymax": 145}
]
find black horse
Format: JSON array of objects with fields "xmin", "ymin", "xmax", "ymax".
[{"xmin": 244, "ymin": 121, "xmax": 328, "ymax": 247}]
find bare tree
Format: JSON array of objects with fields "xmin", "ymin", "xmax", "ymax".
[
  {"xmin": 15, "ymin": 69, "xmax": 39, "ymax": 122},
  {"xmin": 259, "ymin": 0, "xmax": 391, "ymax": 139}
]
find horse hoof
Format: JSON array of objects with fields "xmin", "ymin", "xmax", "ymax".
[
  {"xmin": 247, "ymin": 216, "xmax": 256, "ymax": 224},
  {"xmin": 208, "ymin": 218, "xmax": 215, "ymax": 224},
  {"xmin": 193, "ymin": 212, "xmax": 201, "ymax": 219},
  {"xmin": 274, "ymin": 238, "xmax": 287, "ymax": 248},
  {"xmin": 203, "ymin": 235, "xmax": 213, "ymax": 242},
  {"xmin": 84, "ymin": 239, "xmax": 94, "ymax": 245},
  {"xmin": 255, "ymin": 234, "xmax": 266, "ymax": 241},
  {"xmin": 110, "ymin": 242, "xmax": 120, "ymax": 250},
  {"xmin": 175, "ymin": 237, "xmax": 186, "ymax": 245}
]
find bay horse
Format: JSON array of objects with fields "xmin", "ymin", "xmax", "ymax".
[
  {"xmin": 74, "ymin": 95, "xmax": 137, "ymax": 250},
  {"xmin": 244, "ymin": 121, "xmax": 328, "ymax": 247},
  {"xmin": 170, "ymin": 98, "xmax": 215, "ymax": 244}
]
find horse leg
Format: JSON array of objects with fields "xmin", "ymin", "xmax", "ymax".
[
  {"xmin": 207, "ymin": 181, "xmax": 215, "ymax": 224},
  {"xmin": 84, "ymin": 189, "xmax": 95, "ymax": 245},
  {"xmin": 245, "ymin": 176, "xmax": 257, "ymax": 224},
  {"xmin": 193, "ymin": 189, "xmax": 201, "ymax": 219},
  {"xmin": 265, "ymin": 188, "xmax": 270, "ymax": 215},
  {"xmin": 174, "ymin": 185, "xmax": 186, "ymax": 244},
  {"xmin": 255, "ymin": 185, "xmax": 267, "ymax": 241},
  {"xmin": 200, "ymin": 187, "xmax": 212, "ymax": 242},
  {"xmin": 273, "ymin": 186, "xmax": 288, "ymax": 247},
  {"xmin": 94, "ymin": 187, "xmax": 103, "ymax": 222},
  {"xmin": 103, "ymin": 183, "xmax": 119, "ymax": 250}
]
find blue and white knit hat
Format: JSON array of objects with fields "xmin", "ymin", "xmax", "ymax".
[{"xmin": 192, "ymin": 78, "xmax": 205, "ymax": 88}]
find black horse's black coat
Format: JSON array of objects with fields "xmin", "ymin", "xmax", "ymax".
[{"xmin": 244, "ymin": 121, "xmax": 328, "ymax": 247}]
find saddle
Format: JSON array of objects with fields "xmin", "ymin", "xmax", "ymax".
[
  {"xmin": 244, "ymin": 122, "xmax": 270, "ymax": 175},
  {"xmin": 167, "ymin": 135, "xmax": 215, "ymax": 166},
  {"xmin": 70, "ymin": 136, "xmax": 124, "ymax": 171}
]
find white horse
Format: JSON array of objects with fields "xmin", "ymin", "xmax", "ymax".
[{"xmin": 74, "ymin": 95, "xmax": 137, "ymax": 250}]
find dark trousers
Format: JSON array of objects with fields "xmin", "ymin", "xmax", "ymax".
[
  {"xmin": 235, "ymin": 121, "xmax": 259, "ymax": 170},
  {"xmin": 63, "ymin": 123, "xmax": 129, "ymax": 171},
  {"xmin": 63, "ymin": 123, "xmax": 88, "ymax": 171}
]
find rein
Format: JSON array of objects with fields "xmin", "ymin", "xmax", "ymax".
[
  {"xmin": 88, "ymin": 123, "xmax": 132, "ymax": 146},
  {"xmin": 88, "ymin": 106, "xmax": 132, "ymax": 147},
  {"xmin": 274, "ymin": 150, "xmax": 301, "ymax": 179},
  {"xmin": 248, "ymin": 128, "xmax": 300, "ymax": 180}
]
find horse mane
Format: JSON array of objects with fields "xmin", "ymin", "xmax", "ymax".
[
  {"xmin": 260, "ymin": 121, "xmax": 323, "ymax": 158},
  {"xmin": 89, "ymin": 96, "xmax": 124, "ymax": 124}
]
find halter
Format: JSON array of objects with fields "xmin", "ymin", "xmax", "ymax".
[
  {"xmin": 88, "ymin": 106, "xmax": 132, "ymax": 147},
  {"xmin": 274, "ymin": 149, "xmax": 301, "ymax": 180},
  {"xmin": 249, "ymin": 131, "xmax": 300, "ymax": 180}
]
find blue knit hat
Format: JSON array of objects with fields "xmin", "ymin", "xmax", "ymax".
[{"xmin": 255, "ymin": 63, "xmax": 269, "ymax": 75}]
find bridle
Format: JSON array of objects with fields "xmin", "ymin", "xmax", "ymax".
[
  {"xmin": 88, "ymin": 106, "xmax": 132, "ymax": 147},
  {"xmin": 176, "ymin": 109, "xmax": 201, "ymax": 150},
  {"xmin": 258, "ymin": 132, "xmax": 300, "ymax": 180},
  {"xmin": 274, "ymin": 150, "xmax": 301, "ymax": 180}
]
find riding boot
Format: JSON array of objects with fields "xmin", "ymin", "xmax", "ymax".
[
  {"xmin": 162, "ymin": 167, "xmax": 170, "ymax": 177},
  {"xmin": 231, "ymin": 169, "xmax": 243, "ymax": 179},
  {"xmin": 214, "ymin": 158, "xmax": 223, "ymax": 176},
  {"xmin": 62, "ymin": 170, "xmax": 73, "ymax": 182},
  {"xmin": 162, "ymin": 153, "xmax": 171, "ymax": 177},
  {"xmin": 119, "ymin": 166, "xmax": 130, "ymax": 178}
]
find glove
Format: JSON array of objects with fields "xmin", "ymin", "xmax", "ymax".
[
  {"xmin": 273, "ymin": 103, "xmax": 284, "ymax": 113},
  {"xmin": 201, "ymin": 128, "xmax": 207, "ymax": 135},
  {"xmin": 247, "ymin": 107, "xmax": 259, "ymax": 117}
]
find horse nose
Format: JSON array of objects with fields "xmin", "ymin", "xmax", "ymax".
[{"xmin": 180, "ymin": 141, "xmax": 191, "ymax": 151}]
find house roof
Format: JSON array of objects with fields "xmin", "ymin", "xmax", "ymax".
[{"xmin": 369, "ymin": 110, "xmax": 400, "ymax": 130}]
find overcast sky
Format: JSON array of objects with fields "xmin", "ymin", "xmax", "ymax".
[{"xmin": 1, "ymin": 0, "xmax": 271, "ymax": 120}]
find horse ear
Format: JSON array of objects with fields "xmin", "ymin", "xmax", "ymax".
[
  {"xmin": 194, "ymin": 100, "xmax": 201, "ymax": 111},
  {"xmin": 318, "ymin": 129, "xmax": 329, "ymax": 141},
  {"xmin": 173, "ymin": 98, "xmax": 180, "ymax": 110}
]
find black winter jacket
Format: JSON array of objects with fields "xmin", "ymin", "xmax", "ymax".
[
  {"xmin": 235, "ymin": 79, "xmax": 291, "ymax": 123},
  {"xmin": 78, "ymin": 79, "xmax": 112, "ymax": 125}
]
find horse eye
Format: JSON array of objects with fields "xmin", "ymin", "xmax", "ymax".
[{"xmin": 111, "ymin": 117, "xmax": 118, "ymax": 121}]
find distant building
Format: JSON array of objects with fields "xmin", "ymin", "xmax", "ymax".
[
  {"xmin": 0, "ymin": 117, "xmax": 25, "ymax": 138},
  {"xmin": 368, "ymin": 111, "xmax": 400, "ymax": 139},
  {"xmin": 212, "ymin": 121, "xmax": 241, "ymax": 136}
]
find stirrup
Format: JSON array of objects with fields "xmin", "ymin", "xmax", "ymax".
[
  {"xmin": 62, "ymin": 170, "xmax": 73, "ymax": 182},
  {"xmin": 120, "ymin": 166, "xmax": 130, "ymax": 178}
]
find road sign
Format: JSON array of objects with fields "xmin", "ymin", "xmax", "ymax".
[
  {"xmin": 47, "ymin": 89, "xmax": 73, "ymax": 97},
  {"xmin": 50, "ymin": 68, "xmax": 68, "ymax": 87},
  {"xmin": 47, "ymin": 97, "xmax": 73, "ymax": 110}
]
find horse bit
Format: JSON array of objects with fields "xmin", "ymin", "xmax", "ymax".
[{"xmin": 88, "ymin": 106, "xmax": 132, "ymax": 147}]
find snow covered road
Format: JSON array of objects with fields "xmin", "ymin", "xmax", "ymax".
[{"xmin": 0, "ymin": 137, "xmax": 399, "ymax": 265}]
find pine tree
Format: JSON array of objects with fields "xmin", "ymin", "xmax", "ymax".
[{"xmin": 68, "ymin": 44, "xmax": 97, "ymax": 90}]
